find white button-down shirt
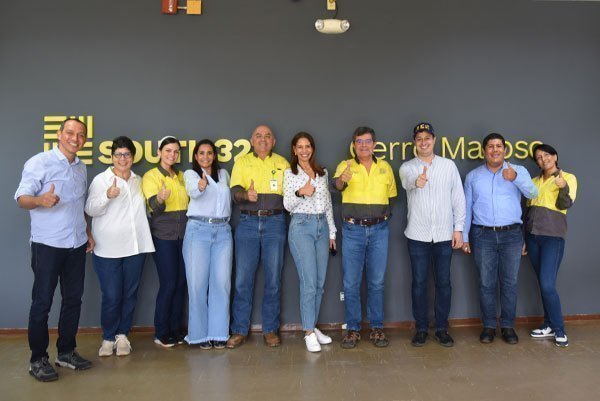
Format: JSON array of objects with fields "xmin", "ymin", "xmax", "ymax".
[
  {"xmin": 399, "ymin": 155, "xmax": 466, "ymax": 243},
  {"xmin": 85, "ymin": 167, "xmax": 155, "ymax": 258}
]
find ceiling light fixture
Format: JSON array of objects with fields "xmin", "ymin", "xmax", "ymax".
[{"xmin": 315, "ymin": 0, "xmax": 349, "ymax": 34}]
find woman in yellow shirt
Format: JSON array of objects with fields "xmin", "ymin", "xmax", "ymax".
[{"xmin": 142, "ymin": 136, "xmax": 189, "ymax": 347}]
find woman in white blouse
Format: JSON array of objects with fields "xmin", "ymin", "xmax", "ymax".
[
  {"xmin": 283, "ymin": 132, "xmax": 337, "ymax": 352},
  {"xmin": 182, "ymin": 139, "xmax": 232, "ymax": 350},
  {"xmin": 85, "ymin": 136, "xmax": 155, "ymax": 357}
]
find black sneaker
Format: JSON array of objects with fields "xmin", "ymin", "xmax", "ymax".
[
  {"xmin": 369, "ymin": 328, "xmax": 389, "ymax": 347},
  {"xmin": 55, "ymin": 351, "xmax": 92, "ymax": 370},
  {"xmin": 174, "ymin": 332, "xmax": 187, "ymax": 345},
  {"xmin": 411, "ymin": 331, "xmax": 428, "ymax": 347},
  {"xmin": 341, "ymin": 330, "xmax": 361, "ymax": 349},
  {"xmin": 29, "ymin": 357, "xmax": 58, "ymax": 382},
  {"xmin": 434, "ymin": 330, "xmax": 454, "ymax": 347},
  {"xmin": 501, "ymin": 328, "xmax": 519, "ymax": 345},
  {"xmin": 479, "ymin": 328, "xmax": 496, "ymax": 344},
  {"xmin": 198, "ymin": 341, "xmax": 212, "ymax": 350},
  {"xmin": 212, "ymin": 341, "xmax": 227, "ymax": 349},
  {"xmin": 154, "ymin": 336, "xmax": 176, "ymax": 348}
]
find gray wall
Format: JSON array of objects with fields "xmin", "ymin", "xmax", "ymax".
[{"xmin": 1, "ymin": 0, "xmax": 598, "ymax": 329}]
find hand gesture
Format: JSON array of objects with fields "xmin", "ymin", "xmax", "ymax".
[
  {"xmin": 555, "ymin": 170, "xmax": 567, "ymax": 189},
  {"xmin": 106, "ymin": 177, "xmax": 120, "ymax": 199},
  {"xmin": 198, "ymin": 173, "xmax": 208, "ymax": 191},
  {"xmin": 416, "ymin": 166, "xmax": 428, "ymax": 188},
  {"xmin": 38, "ymin": 183, "xmax": 60, "ymax": 208},
  {"xmin": 340, "ymin": 161, "xmax": 353, "ymax": 183},
  {"xmin": 451, "ymin": 231, "xmax": 463, "ymax": 249},
  {"xmin": 298, "ymin": 177, "xmax": 315, "ymax": 197},
  {"xmin": 157, "ymin": 181, "xmax": 171, "ymax": 203},
  {"xmin": 247, "ymin": 179, "xmax": 258, "ymax": 202},
  {"xmin": 462, "ymin": 242, "xmax": 471, "ymax": 254},
  {"xmin": 502, "ymin": 162, "xmax": 517, "ymax": 182}
]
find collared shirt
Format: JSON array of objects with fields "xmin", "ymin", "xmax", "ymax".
[
  {"xmin": 399, "ymin": 155, "xmax": 466, "ymax": 243},
  {"xmin": 184, "ymin": 168, "xmax": 232, "ymax": 219},
  {"xmin": 524, "ymin": 170, "xmax": 577, "ymax": 238},
  {"xmin": 85, "ymin": 167, "xmax": 155, "ymax": 258},
  {"xmin": 230, "ymin": 151, "xmax": 290, "ymax": 212},
  {"xmin": 463, "ymin": 161, "xmax": 538, "ymax": 242},
  {"xmin": 14, "ymin": 147, "xmax": 88, "ymax": 248},
  {"xmin": 283, "ymin": 167, "xmax": 337, "ymax": 239},
  {"xmin": 333, "ymin": 158, "xmax": 397, "ymax": 219},
  {"xmin": 142, "ymin": 166, "xmax": 189, "ymax": 240}
]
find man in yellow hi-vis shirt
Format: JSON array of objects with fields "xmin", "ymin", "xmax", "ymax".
[
  {"xmin": 226, "ymin": 125, "xmax": 290, "ymax": 349},
  {"xmin": 333, "ymin": 126, "xmax": 397, "ymax": 349}
]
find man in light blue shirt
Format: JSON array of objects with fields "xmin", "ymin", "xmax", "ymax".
[
  {"xmin": 462, "ymin": 133, "xmax": 538, "ymax": 345},
  {"xmin": 15, "ymin": 118, "xmax": 94, "ymax": 382}
]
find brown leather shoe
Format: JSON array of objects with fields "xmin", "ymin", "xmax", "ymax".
[
  {"xmin": 225, "ymin": 334, "xmax": 246, "ymax": 349},
  {"xmin": 263, "ymin": 332, "xmax": 281, "ymax": 347}
]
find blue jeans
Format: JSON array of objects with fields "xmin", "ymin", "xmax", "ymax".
[
  {"xmin": 288, "ymin": 214, "xmax": 330, "ymax": 331},
  {"xmin": 182, "ymin": 220, "xmax": 233, "ymax": 343},
  {"xmin": 231, "ymin": 213, "xmax": 286, "ymax": 335},
  {"xmin": 525, "ymin": 233, "xmax": 565, "ymax": 332},
  {"xmin": 407, "ymin": 239, "xmax": 453, "ymax": 332},
  {"xmin": 28, "ymin": 242, "xmax": 86, "ymax": 362},
  {"xmin": 471, "ymin": 225, "xmax": 523, "ymax": 328},
  {"xmin": 341, "ymin": 220, "xmax": 389, "ymax": 331},
  {"xmin": 152, "ymin": 236, "xmax": 186, "ymax": 339},
  {"xmin": 93, "ymin": 253, "xmax": 146, "ymax": 341}
]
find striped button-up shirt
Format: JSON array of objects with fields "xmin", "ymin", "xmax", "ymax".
[{"xmin": 399, "ymin": 155, "xmax": 466, "ymax": 243}]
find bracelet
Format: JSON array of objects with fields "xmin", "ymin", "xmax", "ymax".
[{"xmin": 295, "ymin": 190, "xmax": 304, "ymax": 199}]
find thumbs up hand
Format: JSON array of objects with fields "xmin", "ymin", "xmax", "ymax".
[
  {"xmin": 340, "ymin": 160, "xmax": 353, "ymax": 184},
  {"xmin": 38, "ymin": 183, "xmax": 60, "ymax": 208},
  {"xmin": 415, "ymin": 165, "xmax": 428, "ymax": 188},
  {"xmin": 555, "ymin": 170, "xmax": 567, "ymax": 189},
  {"xmin": 298, "ymin": 177, "xmax": 316, "ymax": 197},
  {"xmin": 157, "ymin": 181, "xmax": 171, "ymax": 203},
  {"xmin": 198, "ymin": 172, "xmax": 208, "ymax": 191},
  {"xmin": 247, "ymin": 179, "xmax": 258, "ymax": 202},
  {"xmin": 502, "ymin": 162, "xmax": 517, "ymax": 182},
  {"xmin": 106, "ymin": 177, "xmax": 121, "ymax": 199}
]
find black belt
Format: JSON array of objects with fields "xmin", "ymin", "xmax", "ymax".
[
  {"xmin": 343, "ymin": 216, "xmax": 389, "ymax": 227},
  {"xmin": 475, "ymin": 223, "xmax": 521, "ymax": 231},
  {"xmin": 241, "ymin": 209, "xmax": 284, "ymax": 217}
]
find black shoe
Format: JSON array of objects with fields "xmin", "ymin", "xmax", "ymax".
[
  {"xmin": 198, "ymin": 341, "xmax": 212, "ymax": 350},
  {"xmin": 55, "ymin": 351, "xmax": 92, "ymax": 370},
  {"xmin": 434, "ymin": 330, "xmax": 454, "ymax": 347},
  {"xmin": 154, "ymin": 336, "xmax": 176, "ymax": 348},
  {"xmin": 212, "ymin": 341, "xmax": 227, "ymax": 349},
  {"xmin": 501, "ymin": 328, "xmax": 519, "ymax": 344},
  {"xmin": 175, "ymin": 332, "xmax": 186, "ymax": 345},
  {"xmin": 411, "ymin": 331, "xmax": 428, "ymax": 347},
  {"xmin": 29, "ymin": 357, "xmax": 58, "ymax": 382},
  {"xmin": 479, "ymin": 328, "xmax": 496, "ymax": 344}
]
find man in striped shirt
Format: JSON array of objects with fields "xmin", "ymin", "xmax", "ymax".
[{"xmin": 399, "ymin": 122, "xmax": 466, "ymax": 348}]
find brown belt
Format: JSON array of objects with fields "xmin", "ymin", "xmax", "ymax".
[{"xmin": 241, "ymin": 209, "xmax": 284, "ymax": 217}]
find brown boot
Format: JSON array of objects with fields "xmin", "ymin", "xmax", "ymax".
[
  {"xmin": 225, "ymin": 334, "xmax": 246, "ymax": 349},
  {"xmin": 263, "ymin": 332, "xmax": 281, "ymax": 347}
]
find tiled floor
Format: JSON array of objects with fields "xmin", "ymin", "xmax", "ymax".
[{"xmin": 2, "ymin": 322, "xmax": 599, "ymax": 401}]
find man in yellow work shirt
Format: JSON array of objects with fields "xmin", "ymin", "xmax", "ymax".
[
  {"xmin": 226, "ymin": 125, "xmax": 290, "ymax": 349},
  {"xmin": 333, "ymin": 126, "xmax": 397, "ymax": 349}
]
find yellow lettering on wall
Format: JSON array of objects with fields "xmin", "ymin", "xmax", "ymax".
[
  {"xmin": 442, "ymin": 137, "xmax": 464, "ymax": 159},
  {"xmin": 389, "ymin": 142, "xmax": 400, "ymax": 161},
  {"xmin": 467, "ymin": 141, "xmax": 483, "ymax": 159}
]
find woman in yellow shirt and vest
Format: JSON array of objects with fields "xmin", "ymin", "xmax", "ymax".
[
  {"xmin": 142, "ymin": 136, "xmax": 190, "ymax": 347},
  {"xmin": 524, "ymin": 143, "xmax": 577, "ymax": 347}
]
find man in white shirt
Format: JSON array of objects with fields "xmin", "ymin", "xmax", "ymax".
[{"xmin": 399, "ymin": 122, "xmax": 465, "ymax": 347}]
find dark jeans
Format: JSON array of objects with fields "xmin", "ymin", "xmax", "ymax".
[
  {"xmin": 525, "ymin": 233, "xmax": 566, "ymax": 332},
  {"xmin": 28, "ymin": 242, "xmax": 86, "ymax": 362},
  {"xmin": 407, "ymin": 239, "xmax": 453, "ymax": 332},
  {"xmin": 152, "ymin": 236, "xmax": 186, "ymax": 339}
]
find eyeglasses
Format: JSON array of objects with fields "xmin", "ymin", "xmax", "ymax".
[
  {"xmin": 355, "ymin": 138, "xmax": 373, "ymax": 145},
  {"xmin": 113, "ymin": 152, "xmax": 132, "ymax": 159}
]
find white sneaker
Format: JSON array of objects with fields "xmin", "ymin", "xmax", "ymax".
[
  {"xmin": 554, "ymin": 331, "xmax": 569, "ymax": 348},
  {"xmin": 313, "ymin": 328, "xmax": 332, "ymax": 345},
  {"xmin": 304, "ymin": 333, "xmax": 321, "ymax": 352},
  {"xmin": 115, "ymin": 334, "xmax": 132, "ymax": 356},
  {"xmin": 530, "ymin": 326, "xmax": 555, "ymax": 339},
  {"xmin": 98, "ymin": 340, "xmax": 114, "ymax": 357}
]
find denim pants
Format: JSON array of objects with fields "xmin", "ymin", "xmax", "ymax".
[
  {"xmin": 288, "ymin": 214, "xmax": 330, "ymax": 331},
  {"xmin": 407, "ymin": 239, "xmax": 453, "ymax": 332},
  {"xmin": 341, "ymin": 220, "xmax": 389, "ymax": 331},
  {"xmin": 471, "ymin": 225, "xmax": 523, "ymax": 328},
  {"xmin": 525, "ymin": 233, "xmax": 566, "ymax": 332},
  {"xmin": 182, "ymin": 220, "xmax": 233, "ymax": 343},
  {"xmin": 28, "ymin": 242, "xmax": 86, "ymax": 362},
  {"xmin": 152, "ymin": 236, "xmax": 186, "ymax": 338},
  {"xmin": 231, "ymin": 213, "xmax": 286, "ymax": 335},
  {"xmin": 93, "ymin": 253, "xmax": 146, "ymax": 341}
]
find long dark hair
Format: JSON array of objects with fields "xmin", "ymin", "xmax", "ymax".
[
  {"xmin": 191, "ymin": 139, "xmax": 220, "ymax": 182},
  {"xmin": 290, "ymin": 132, "xmax": 325, "ymax": 177}
]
